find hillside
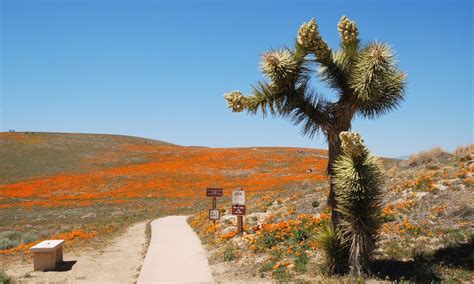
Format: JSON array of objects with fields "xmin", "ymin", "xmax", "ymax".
[
  {"xmin": 0, "ymin": 132, "xmax": 328, "ymax": 256},
  {"xmin": 0, "ymin": 132, "xmax": 175, "ymax": 184}
]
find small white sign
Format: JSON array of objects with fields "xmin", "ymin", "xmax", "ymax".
[
  {"xmin": 232, "ymin": 188, "xmax": 245, "ymax": 205},
  {"xmin": 209, "ymin": 209, "xmax": 220, "ymax": 220}
]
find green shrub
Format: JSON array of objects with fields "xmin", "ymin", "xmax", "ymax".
[
  {"xmin": 223, "ymin": 245, "xmax": 237, "ymax": 262},
  {"xmin": 294, "ymin": 250, "xmax": 309, "ymax": 272},
  {"xmin": 272, "ymin": 265, "xmax": 291, "ymax": 281},
  {"xmin": 0, "ymin": 230, "xmax": 38, "ymax": 250},
  {"xmin": 316, "ymin": 221, "xmax": 348, "ymax": 275},
  {"xmin": 0, "ymin": 238, "xmax": 18, "ymax": 250},
  {"xmin": 311, "ymin": 200, "xmax": 320, "ymax": 208},
  {"xmin": 21, "ymin": 231, "xmax": 38, "ymax": 244},
  {"xmin": 0, "ymin": 269, "xmax": 11, "ymax": 284},
  {"xmin": 259, "ymin": 261, "xmax": 274, "ymax": 273}
]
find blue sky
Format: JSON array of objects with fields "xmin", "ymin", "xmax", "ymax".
[{"xmin": 1, "ymin": 0, "xmax": 472, "ymax": 157}]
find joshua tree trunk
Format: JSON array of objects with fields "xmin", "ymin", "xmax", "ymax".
[
  {"xmin": 325, "ymin": 105, "xmax": 354, "ymax": 225},
  {"xmin": 327, "ymin": 133, "xmax": 342, "ymax": 225}
]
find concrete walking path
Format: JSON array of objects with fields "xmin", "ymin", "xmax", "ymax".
[{"xmin": 137, "ymin": 216, "xmax": 214, "ymax": 283}]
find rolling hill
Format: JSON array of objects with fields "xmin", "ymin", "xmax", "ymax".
[
  {"xmin": 0, "ymin": 131, "xmax": 328, "ymax": 254},
  {"xmin": 0, "ymin": 132, "xmax": 176, "ymax": 184}
]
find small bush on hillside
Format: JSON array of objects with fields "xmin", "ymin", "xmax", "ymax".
[
  {"xmin": 407, "ymin": 147, "xmax": 450, "ymax": 167},
  {"xmin": 454, "ymin": 144, "xmax": 473, "ymax": 162},
  {"xmin": 223, "ymin": 245, "xmax": 238, "ymax": 262},
  {"xmin": 315, "ymin": 222, "xmax": 348, "ymax": 275},
  {"xmin": 0, "ymin": 230, "xmax": 38, "ymax": 250}
]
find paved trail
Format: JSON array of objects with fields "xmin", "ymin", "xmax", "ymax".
[{"xmin": 138, "ymin": 216, "xmax": 214, "ymax": 283}]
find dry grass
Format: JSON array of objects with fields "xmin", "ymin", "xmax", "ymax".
[
  {"xmin": 454, "ymin": 144, "xmax": 474, "ymax": 161},
  {"xmin": 406, "ymin": 147, "xmax": 451, "ymax": 167}
]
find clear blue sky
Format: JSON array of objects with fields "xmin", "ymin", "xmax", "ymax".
[{"xmin": 1, "ymin": 0, "xmax": 472, "ymax": 157}]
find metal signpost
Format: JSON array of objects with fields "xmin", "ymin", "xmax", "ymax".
[
  {"xmin": 232, "ymin": 188, "xmax": 246, "ymax": 235},
  {"xmin": 206, "ymin": 188, "xmax": 222, "ymax": 223}
]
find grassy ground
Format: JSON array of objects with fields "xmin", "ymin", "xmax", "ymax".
[{"xmin": 189, "ymin": 145, "xmax": 474, "ymax": 282}]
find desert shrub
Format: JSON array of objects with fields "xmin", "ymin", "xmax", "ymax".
[
  {"xmin": 271, "ymin": 262, "xmax": 291, "ymax": 281},
  {"xmin": 21, "ymin": 231, "xmax": 38, "ymax": 244},
  {"xmin": 454, "ymin": 144, "xmax": 473, "ymax": 161},
  {"xmin": 0, "ymin": 269, "xmax": 11, "ymax": 284},
  {"xmin": 223, "ymin": 245, "xmax": 237, "ymax": 262},
  {"xmin": 0, "ymin": 239, "xmax": 17, "ymax": 250},
  {"xmin": 294, "ymin": 250, "xmax": 309, "ymax": 272},
  {"xmin": 407, "ymin": 147, "xmax": 450, "ymax": 167},
  {"xmin": 0, "ymin": 230, "xmax": 39, "ymax": 250},
  {"xmin": 0, "ymin": 231, "xmax": 22, "ymax": 241},
  {"xmin": 334, "ymin": 132, "xmax": 383, "ymax": 275},
  {"xmin": 259, "ymin": 261, "xmax": 274, "ymax": 273},
  {"xmin": 315, "ymin": 221, "xmax": 348, "ymax": 275},
  {"xmin": 0, "ymin": 231, "xmax": 21, "ymax": 250}
]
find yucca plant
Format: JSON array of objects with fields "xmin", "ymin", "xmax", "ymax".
[
  {"xmin": 224, "ymin": 16, "xmax": 406, "ymax": 224},
  {"xmin": 315, "ymin": 221, "xmax": 348, "ymax": 275},
  {"xmin": 333, "ymin": 131, "xmax": 383, "ymax": 275}
]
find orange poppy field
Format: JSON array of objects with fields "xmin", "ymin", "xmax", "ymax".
[{"xmin": 0, "ymin": 132, "xmax": 328, "ymax": 254}]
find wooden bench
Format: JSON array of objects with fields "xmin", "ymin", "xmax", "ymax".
[{"xmin": 30, "ymin": 240, "xmax": 64, "ymax": 271}]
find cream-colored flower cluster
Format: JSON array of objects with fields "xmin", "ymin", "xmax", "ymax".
[
  {"xmin": 224, "ymin": 91, "xmax": 248, "ymax": 112},
  {"xmin": 297, "ymin": 18, "xmax": 319, "ymax": 49},
  {"xmin": 297, "ymin": 18, "xmax": 331, "ymax": 61},
  {"xmin": 340, "ymin": 131, "xmax": 365, "ymax": 157},
  {"xmin": 260, "ymin": 50, "xmax": 296, "ymax": 81},
  {"xmin": 337, "ymin": 16, "xmax": 359, "ymax": 45}
]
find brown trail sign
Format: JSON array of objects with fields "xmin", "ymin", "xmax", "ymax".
[
  {"xmin": 206, "ymin": 188, "xmax": 222, "ymax": 197},
  {"xmin": 232, "ymin": 188, "xmax": 246, "ymax": 235},
  {"xmin": 232, "ymin": 205, "xmax": 246, "ymax": 215}
]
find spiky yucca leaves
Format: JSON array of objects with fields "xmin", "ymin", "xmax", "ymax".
[
  {"xmin": 224, "ymin": 15, "xmax": 405, "ymax": 226},
  {"xmin": 333, "ymin": 131, "xmax": 383, "ymax": 275},
  {"xmin": 260, "ymin": 49, "xmax": 298, "ymax": 84},
  {"xmin": 315, "ymin": 221, "xmax": 348, "ymax": 275}
]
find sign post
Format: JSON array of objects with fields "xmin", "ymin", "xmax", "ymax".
[
  {"xmin": 206, "ymin": 188, "xmax": 222, "ymax": 223},
  {"xmin": 231, "ymin": 188, "xmax": 246, "ymax": 235}
]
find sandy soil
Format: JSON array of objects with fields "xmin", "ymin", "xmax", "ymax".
[{"xmin": 3, "ymin": 222, "xmax": 147, "ymax": 284}]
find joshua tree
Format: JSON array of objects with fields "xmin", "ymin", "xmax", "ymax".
[
  {"xmin": 333, "ymin": 131, "xmax": 383, "ymax": 275},
  {"xmin": 224, "ymin": 16, "xmax": 406, "ymax": 224}
]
